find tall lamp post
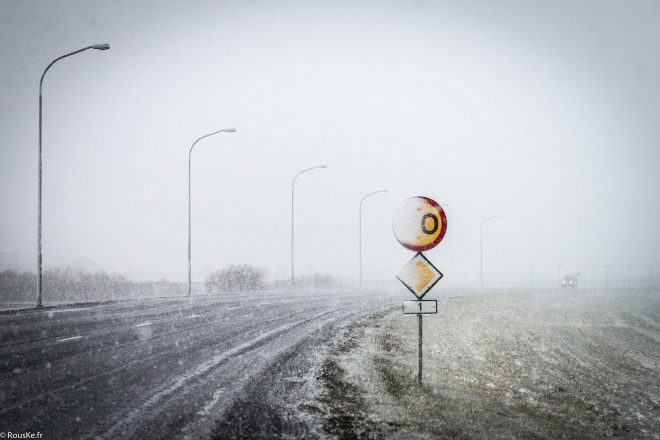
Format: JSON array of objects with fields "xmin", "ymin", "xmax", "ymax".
[
  {"xmin": 291, "ymin": 165, "xmax": 327, "ymax": 288},
  {"xmin": 187, "ymin": 128, "xmax": 236, "ymax": 296},
  {"xmin": 604, "ymin": 265, "xmax": 610, "ymax": 291},
  {"xmin": 359, "ymin": 190, "xmax": 387, "ymax": 289},
  {"xmin": 480, "ymin": 215, "xmax": 501, "ymax": 289},
  {"xmin": 37, "ymin": 43, "xmax": 110, "ymax": 308}
]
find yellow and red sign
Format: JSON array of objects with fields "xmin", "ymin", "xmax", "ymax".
[
  {"xmin": 396, "ymin": 252, "xmax": 443, "ymax": 298},
  {"xmin": 392, "ymin": 196, "xmax": 447, "ymax": 252}
]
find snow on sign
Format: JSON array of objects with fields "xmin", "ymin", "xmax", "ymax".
[
  {"xmin": 393, "ymin": 195, "xmax": 447, "ymax": 386},
  {"xmin": 392, "ymin": 196, "xmax": 447, "ymax": 252},
  {"xmin": 396, "ymin": 252, "xmax": 443, "ymax": 299}
]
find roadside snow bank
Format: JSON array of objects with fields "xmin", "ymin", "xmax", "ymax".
[{"xmin": 321, "ymin": 291, "xmax": 660, "ymax": 439}]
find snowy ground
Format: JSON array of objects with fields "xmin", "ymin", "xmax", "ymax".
[
  {"xmin": 318, "ymin": 290, "xmax": 660, "ymax": 439},
  {"xmin": 2, "ymin": 289, "xmax": 658, "ymax": 439}
]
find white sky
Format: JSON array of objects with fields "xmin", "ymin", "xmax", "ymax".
[{"xmin": 1, "ymin": 0, "xmax": 659, "ymax": 285}]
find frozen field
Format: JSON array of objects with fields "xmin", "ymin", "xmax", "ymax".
[{"xmin": 318, "ymin": 290, "xmax": 660, "ymax": 439}]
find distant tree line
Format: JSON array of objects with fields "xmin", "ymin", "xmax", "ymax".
[
  {"xmin": 1, "ymin": 264, "xmax": 345, "ymax": 304},
  {"xmin": 0, "ymin": 268, "xmax": 185, "ymax": 303},
  {"xmin": 205, "ymin": 264, "xmax": 266, "ymax": 293},
  {"xmin": 0, "ymin": 270, "xmax": 34, "ymax": 301},
  {"xmin": 204, "ymin": 265, "xmax": 343, "ymax": 293}
]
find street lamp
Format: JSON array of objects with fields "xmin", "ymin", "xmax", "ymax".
[
  {"xmin": 37, "ymin": 44, "xmax": 110, "ymax": 308},
  {"xmin": 291, "ymin": 165, "xmax": 327, "ymax": 288},
  {"xmin": 187, "ymin": 128, "xmax": 236, "ymax": 296},
  {"xmin": 558, "ymin": 264, "xmax": 563, "ymax": 288},
  {"xmin": 480, "ymin": 215, "xmax": 501, "ymax": 289},
  {"xmin": 359, "ymin": 190, "xmax": 387, "ymax": 289}
]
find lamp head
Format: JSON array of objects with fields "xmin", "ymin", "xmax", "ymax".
[
  {"xmin": 223, "ymin": 128, "xmax": 236, "ymax": 133},
  {"xmin": 92, "ymin": 43, "xmax": 111, "ymax": 50}
]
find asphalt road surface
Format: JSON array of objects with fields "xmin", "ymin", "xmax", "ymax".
[{"xmin": 0, "ymin": 289, "xmax": 397, "ymax": 439}]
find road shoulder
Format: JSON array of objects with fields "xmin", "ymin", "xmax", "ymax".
[
  {"xmin": 312, "ymin": 293, "xmax": 660, "ymax": 439},
  {"xmin": 209, "ymin": 309, "xmax": 393, "ymax": 439}
]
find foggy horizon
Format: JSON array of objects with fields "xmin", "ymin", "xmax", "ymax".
[{"xmin": 1, "ymin": 0, "xmax": 659, "ymax": 286}]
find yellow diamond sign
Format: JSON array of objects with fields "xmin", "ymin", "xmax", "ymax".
[{"xmin": 396, "ymin": 253, "xmax": 443, "ymax": 299}]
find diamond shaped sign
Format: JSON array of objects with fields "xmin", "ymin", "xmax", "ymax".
[{"xmin": 396, "ymin": 252, "xmax": 443, "ymax": 299}]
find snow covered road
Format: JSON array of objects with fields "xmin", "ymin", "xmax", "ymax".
[{"xmin": 0, "ymin": 289, "xmax": 398, "ymax": 439}]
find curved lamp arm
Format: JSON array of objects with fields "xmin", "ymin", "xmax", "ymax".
[
  {"xmin": 292, "ymin": 164, "xmax": 327, "ymax": 188},
  {"xmin": 40, "ymin": 44, "xmax": 110, "ymax": 91}
]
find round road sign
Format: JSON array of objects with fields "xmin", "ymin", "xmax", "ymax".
[{"xmin": 392, "ymin": 196, "xmax": 447, "ymax": 252}]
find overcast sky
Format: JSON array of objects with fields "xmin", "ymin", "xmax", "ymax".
[{"xmin": 1, "ymin": 0, "xmax": 659, "ymax": 286}]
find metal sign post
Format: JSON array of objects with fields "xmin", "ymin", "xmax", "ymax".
[
  {"xmin": 392, "ymin": 196, "xmax": 447, "ymax": 386},
  {"xmin": 417, "ymin": 314, "xmax": 423, "ymax": 385}
]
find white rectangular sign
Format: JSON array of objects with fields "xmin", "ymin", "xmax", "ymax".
[{"xmin": 402, "ymin": 300, "xmax": 437, "ymax": 314}]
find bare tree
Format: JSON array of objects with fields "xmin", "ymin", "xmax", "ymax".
[{"xmin": 205, "ymin": 265, "xmax": 266, "ymax": 294}]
